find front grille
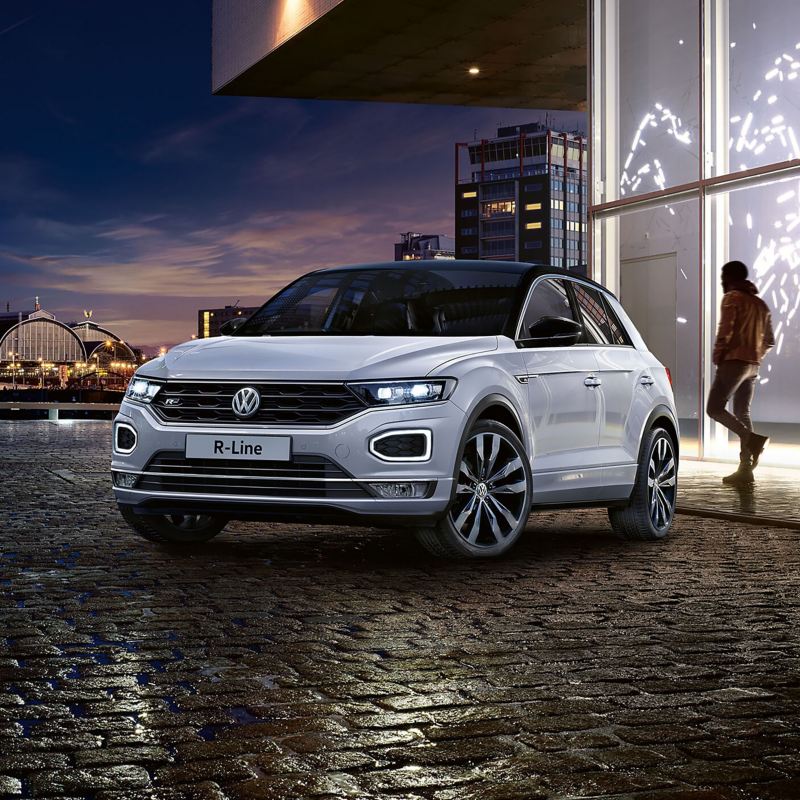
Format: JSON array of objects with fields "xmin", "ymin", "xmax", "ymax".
[
  {"xmin": 151, "ymin": 382, "xmax": 365, "ymax": 425},
  {"xmin": 137, "ymin": 451, "xmax": 369, "ymax": 498}
]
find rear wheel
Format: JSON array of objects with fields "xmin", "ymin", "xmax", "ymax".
[
  {"xmin": 119, "ymin": 505, "xmax": 227, "ymax": 544},
  {"xmin": 415, "ymin": 420, "xmax": 532, "ymax": 558},
  {"xmin": 608, "ymin": 427, "xmax": 677, "ymax": 541}
]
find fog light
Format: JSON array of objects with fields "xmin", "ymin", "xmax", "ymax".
[
  {"xmin": 113, "ymin": 472, "xmax": 138, "ymax": 489},
  {"xmin": 369, "ymin": 481, "xmax": 432, "ymax": 499}
]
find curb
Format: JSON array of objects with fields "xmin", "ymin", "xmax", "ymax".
[{"xmin": 677, "ymin": 504, "xmax": 800, "ymax": 531}]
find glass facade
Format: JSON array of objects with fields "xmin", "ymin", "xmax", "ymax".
[{"xmin": 592, "ymin": 0, "xmax": 800, "ymax": 464}]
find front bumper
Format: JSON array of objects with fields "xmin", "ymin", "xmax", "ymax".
[{"xmin": 111, "ymin": 399, "xmax": 464, "ymax": 525}]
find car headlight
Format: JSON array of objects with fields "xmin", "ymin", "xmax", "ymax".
[
  {"xmin": 125, "ymin": 377, "xmax": 162, "ymax": 404},
  {"xmin": 347, "ymin": 379, "xmax": 456, "ymax": 406}
]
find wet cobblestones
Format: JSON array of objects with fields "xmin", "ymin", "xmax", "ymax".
[{"xmin": 1, "ymin": 421, "xmax": 800, "ymax": 799}]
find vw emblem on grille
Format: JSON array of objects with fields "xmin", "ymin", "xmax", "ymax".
[{"xmin": 231, "ymin": 387, "xmax": 260, "ymax": 419}]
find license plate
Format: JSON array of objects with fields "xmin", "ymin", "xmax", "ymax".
[{"xmin": 185, "ymin": 434, "xmax": 291, "ymax": 461}]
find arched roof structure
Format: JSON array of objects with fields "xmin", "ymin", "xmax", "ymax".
[{"xmin": 0, "ymin": 317, "xmax": 86, "ymax": 363}]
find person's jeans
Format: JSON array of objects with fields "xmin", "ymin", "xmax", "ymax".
[{"xmin": 706, "ymin": 360, "xmax": 759, "ymax": 455}]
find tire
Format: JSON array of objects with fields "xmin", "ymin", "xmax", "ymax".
[
  {"xmin": 608, "ymin": 427, "xmax": 677, "ymax": 541},
  {"xmin": 119, "ymin": 505, "xmax": 227, "ymax": 545},
  {"xmin": 415, "ymin": 420, "xmax": 532, "ymax": 558}
]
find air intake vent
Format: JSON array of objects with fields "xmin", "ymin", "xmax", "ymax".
[{"xmin": 370, "ymin": 431, "xmax": 431, "ymax": 461}]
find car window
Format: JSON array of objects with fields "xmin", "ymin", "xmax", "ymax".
[
  {"xmin": 601, "ymin": 294, "xmax": 633, "ymax": 346},
  {"xmin": 519, "ymin": 278, "xmax": 577, "ymax": 338},
  {"xmin": 572, "ymin": 284, "xmax": 615, "ymax": 344},
  {"xmin": 238, "ymin": 267, "xmax": 524, "ymax": 336}
]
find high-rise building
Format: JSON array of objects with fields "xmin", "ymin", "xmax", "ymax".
[
  {"xmin": 197, "ymin": 305, "xmax": 260, "ymax": 339},
  {"xmin": 394, "ymin": 232, "xmax": 455, "ymax": 261},
  {"xmin": 455, "ymin": 123, "xmax": 587, "ymax": 271}
]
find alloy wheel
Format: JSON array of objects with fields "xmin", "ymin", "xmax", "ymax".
[
  {"xmin": 449, "ymin": 431, "xmax": 529, "ymax": 549},
  {"xmin": 647, "ymin": 435, "xmax": 676, "ymax": 531}
]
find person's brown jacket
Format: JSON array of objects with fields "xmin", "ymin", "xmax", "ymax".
[{"xmin": 712, "ymin": 280, "xmax": 775, "ymax": 365}]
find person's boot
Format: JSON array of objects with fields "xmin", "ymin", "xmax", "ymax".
[
  {"xmin": 746, "ymin": 432, "xmax": 769, "ymax": 467},
  {"xmin": 723, "ymin": 454, "xmax": 754, "ymax": 486}
]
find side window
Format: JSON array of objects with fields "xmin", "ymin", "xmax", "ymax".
[
  {"xmin": 602, "ymin": 294, "xmax": 633, "ymax": 346},
  {"xmin": 519, "ymin": 278, "xmax": 576, "ymax": 337},
  {"xmin": 572, "ymin": 284, "xmax": 614, "ymax": 344}
]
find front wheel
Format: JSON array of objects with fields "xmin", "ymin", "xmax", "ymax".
[
  {"xmin": 415, "ymin": 420, "xmax": 532, "ymax": 558},
  {"xmin": 608, "ymin": 427, "xmax": 677, "ymax": 541},
  {"xmin": 119, "ymin": 505, "xmax": 228, "ymax": 544}
]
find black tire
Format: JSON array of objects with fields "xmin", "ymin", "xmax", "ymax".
[
  {"xmin": 608, "ymin": 427, "xmax": 677, "ymax": 541},
  {"xmin": 119, "ymin": 505, "xmax": 227, "ymax": 545},
  {"xmin": 415, "ymin": 420, "xmax": 532, "ymax": 558}
]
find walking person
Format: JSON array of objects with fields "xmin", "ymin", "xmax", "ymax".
[{"xmin": 706, "ymin": 260, "xmax": 775, "ymax": 485}]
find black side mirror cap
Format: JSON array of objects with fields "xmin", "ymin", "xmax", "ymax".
[
  {"xmin": 518, "ymin": 315, "xmax": 583, "ymax": 348},
  {"xmin": 219, "ymin": 316, "xmax": 247, "ymax": 336}
]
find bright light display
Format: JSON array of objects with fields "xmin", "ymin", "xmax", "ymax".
[{"xmin": 620, "ymin": 34, "xmax": 800, "ymax": 392}]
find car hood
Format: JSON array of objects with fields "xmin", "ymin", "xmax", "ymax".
[{"xmin": 141, "ymin": 335, "xmax": 498, "ymax": 381}]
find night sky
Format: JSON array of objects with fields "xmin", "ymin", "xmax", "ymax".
[{"xmin": 0, "ymin": 1, "xmax": 584, "ymax": 349}]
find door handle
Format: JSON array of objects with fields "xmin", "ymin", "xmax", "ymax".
[
  {"xmin": 640, "ymin": 375, "xmax": 655, "ymax": 386},
  {"xmin": 584, "ymin": 376, "xmax": 602, "ymax": 387}
]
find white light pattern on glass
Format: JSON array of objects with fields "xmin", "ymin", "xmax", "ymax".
[{"xmin": 619, "ymin": 35, "xmax": 800, "ymax": 379}]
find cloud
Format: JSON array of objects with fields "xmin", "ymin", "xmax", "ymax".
[
  {"xmin": 0, "ymin": 156, "xmax": 63, "ymax": 206},
  {"xmin": 0, "ymin": 16, "xmax": 32, "ymax": 38}
]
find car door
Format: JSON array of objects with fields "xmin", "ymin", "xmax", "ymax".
[
  {"xmin": 569, "ymin": 282, "xmax": 646, "ymax": 493},
  {"xmin": 517, "ymin": 278, "xmax": 602, "ymax": 498}
]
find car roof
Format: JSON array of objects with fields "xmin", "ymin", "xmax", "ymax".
[{"xmin": 314, "ymin": 261, "xmax": 616, "ymax": 299}]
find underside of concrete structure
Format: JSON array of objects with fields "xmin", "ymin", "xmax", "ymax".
[{"xmin": 212, "ymin": 0, "xmax": 586, "ymax": 110}]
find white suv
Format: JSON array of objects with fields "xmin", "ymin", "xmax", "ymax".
[{"xmin": 112, "ymin": 262, "xmax": 678, "ymax": 558}]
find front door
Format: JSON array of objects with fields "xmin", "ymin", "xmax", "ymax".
[{"xmin": 518, "ymin": 278, "xmax": 602, "ymax": 502}]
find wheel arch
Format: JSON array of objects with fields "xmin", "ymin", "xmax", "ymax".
[{"xmin": 638, "ymin": 405, "xmax": 680, "ymax": 466}]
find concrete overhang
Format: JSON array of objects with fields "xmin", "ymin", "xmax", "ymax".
[{"xmin": 212, "ymin": 0, "xmax": 587, "ymax": 110}]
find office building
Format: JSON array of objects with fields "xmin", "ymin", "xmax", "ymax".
[
  {"xmin": 198, "ymin": 305, "xmax": 260, "ymax": 339},
  {"xmin": 455, "ymin": 123, "xmax": 586, "ymax": 269},
  {"xmin": 394, "ymin": 232, "xmax": 455, "ymax": 261}
]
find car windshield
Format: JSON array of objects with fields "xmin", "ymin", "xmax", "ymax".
[{"xmin": 236, "ymin": 267, "xmax": 524, "ymax": 336}]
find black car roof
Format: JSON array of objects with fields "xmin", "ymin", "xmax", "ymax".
[{"xmin": 315, "ymin": 261, "xmax": 616, "ymax": 299}]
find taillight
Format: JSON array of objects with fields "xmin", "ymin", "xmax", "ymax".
[{"xmin": 664, "ymin": 367, "xmax": 673, "ymax": 386}]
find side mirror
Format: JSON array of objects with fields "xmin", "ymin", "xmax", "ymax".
[
  {"xmin": 219, "ymin": 316, "xmax": 247, "ymax": 336},
  {"xmin": 520, "ymin": 316, "xmax": 583, "ymax": 347}
]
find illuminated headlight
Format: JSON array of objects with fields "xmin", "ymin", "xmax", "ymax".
[
  {"xmin": 348, "ymin": 379, "xmax": 455, "ymax": 406},
  {"xmin": 125, "ymin": 377, "xmax": 162, "ymax": 404}
]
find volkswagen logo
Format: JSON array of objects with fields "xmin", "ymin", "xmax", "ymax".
[{"xmin": 231, "ymin": 387, "xmax": 260, "ymax": 419}]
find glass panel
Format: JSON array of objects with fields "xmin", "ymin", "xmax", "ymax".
[
  {"xmin": 706, "ymin": 175, "xmax": 800, "ymax": 465},
  {"xmin": 722, "ymin": 0, "xmax": 800, "ymax": 175},
  {"xmin": 593, "ymin": 0, "xmax": 701, "ymax": 204},
  {"xmin": 594, "ymin": 195, "xmax": 701, "ymax": 456},
  {"xmin": 573, "ymin": 284, "xmax": 614, "ymax": 344}
]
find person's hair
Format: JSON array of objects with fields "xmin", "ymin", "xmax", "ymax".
[{"xmin": 721, "ymin": 260, "xmax": 748, "ymax": 282}]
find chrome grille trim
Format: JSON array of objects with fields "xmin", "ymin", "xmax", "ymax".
[{"xmin": 150, "ymin": 381, "xmax": 365, "ymax": 426}]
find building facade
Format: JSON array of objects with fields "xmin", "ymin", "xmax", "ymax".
[
  {"xmin": 591, "ymin": 0, "xmax": 800, "ymax": 463},
  {"xmin": 394, "ymin": 232, "xmax": 455, "ymax": 261},
  {"xmin": 198, "ymin": 305, "xmax": 260, "ymax": 339},
  {"xmin": 455, "ymin": 124, "xmax": 587, "ymax": 270},
  {"xmin": 0, "ymin": 308, "xmax": 137, "ymax": 385}
]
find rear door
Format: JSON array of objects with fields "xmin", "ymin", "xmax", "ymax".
[{"xmin": 570, "ymin": 282, "xmax": 648, "ymax": 490}]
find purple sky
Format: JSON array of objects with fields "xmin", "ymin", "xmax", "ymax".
[{"xmin": 0, "ymin": 1, "xmax": 585, "ymax": 350}]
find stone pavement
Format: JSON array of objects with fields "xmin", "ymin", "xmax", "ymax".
[{"xmin": 1, "ymin": 421, "xmax": 800, "ymax": 800}]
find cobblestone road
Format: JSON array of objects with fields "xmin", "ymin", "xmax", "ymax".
[{"xmin": 2, "ymin": 422, "xmax": 800, "ymax": 799}]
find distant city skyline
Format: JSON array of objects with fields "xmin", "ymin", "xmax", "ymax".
[{"xmin": 0, "ymin": 1, "xmax": 585, "ymax": 349}]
